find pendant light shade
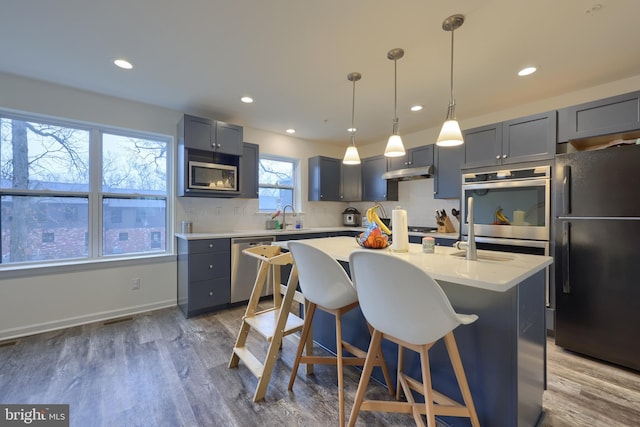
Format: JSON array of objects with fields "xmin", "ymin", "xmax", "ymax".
[
  {"xmin": 436, "ymin": 14, "xmax": 465, "ymax": 147},
  {"xmin": 384, "ymin": 48, "xmax": 406, "ymax": 157},
  {"xmin": 343, "ymin": 72, "xmax": 362, "ymax": 165}
]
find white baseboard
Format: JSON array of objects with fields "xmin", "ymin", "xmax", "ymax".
[{"xmin": 0, "ymin": 300, "xmax": 177, "ymax": 341}]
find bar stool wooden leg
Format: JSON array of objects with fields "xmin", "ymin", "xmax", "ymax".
[
  {"xmin": 419, "ymin": 344, "xmax": 436, "ymax": 427},
  {"xmin": 444, "ymin": 332, "xmax": 481, "ymax": 427},
  {"xmin": 288, "ymin": 302, "xmax": 317, "ymax": 391},
  {"xmin": 366, "ymin": 323, "xmax": 395, "ymax": 397},
  {"xmin": 347, "ymin": 329, "xmax": 382, "ymax": 427},
  {"xmin": 396, "ymin": 344, "xmax": 405, "ymax": 401},
  {"xmin": 336, "ymin": 311, "xmax": 346, "ymax": 427}
]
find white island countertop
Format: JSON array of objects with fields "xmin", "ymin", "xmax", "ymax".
[{"xmin": 276, "ymin": 236, "xmax": 552, "ymax": 293}]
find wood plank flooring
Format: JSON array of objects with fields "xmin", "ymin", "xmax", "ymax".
[{"xmin": 1, "ymin": 305, "xmax": 639, "ymax": 426}]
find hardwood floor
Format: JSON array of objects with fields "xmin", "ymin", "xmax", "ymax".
[{"xmin": 1, "ymin": 305, "xmax": 639, "ymax": 426}]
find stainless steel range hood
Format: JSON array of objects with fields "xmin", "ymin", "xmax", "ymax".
[{"xmin": 382, "ymin": 165, "xmax": 434, "ymax": 181}]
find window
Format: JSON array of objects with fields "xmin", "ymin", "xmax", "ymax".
[
  {"xmin": 258, "ymin": 155, "xmax": 298, "ymax": 211},
  {"xmin": 0, "ymin": 112, "xmax": 170, "ymax": 265}
]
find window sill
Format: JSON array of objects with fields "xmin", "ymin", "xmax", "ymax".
[{"xmin": 0, "ymin": 253, "xmax": 176, "ymax": 280}]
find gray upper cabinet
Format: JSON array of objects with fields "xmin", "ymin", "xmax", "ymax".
[
  {"xmin": 179, "ymin": 114, "xmax": 243, "ymax": 156},
  {"xmin": 557, "ymin": 91, "xmax": 640, "ymax": 142},
  {"xmin": 463, "ymin": 123, "xmax": 502, "ymax": 168},
  {"xmin": 361, "ymin": 155, "xmax": 398, "ymax": 201},
  {"xmin": 434, "ymin": 143, "xmax": 464, "ymax": 199},
  {"xmin": 340, "ymin": 163, "xmax": 361, "ymax": 202},
  {"xmin": 387, "ymin": 145, "xmax": 434, "ymax": 170},
  {"xmin": 239, "ymin": 142, "xmax": 258, "ymax": 198},
  {"xmin": 308, "ymin": 156, "xmax": 341, "ymax": 201},
  {"xmin": 464, "ymin": 111, "xmax": 556, "ymax": 168}
]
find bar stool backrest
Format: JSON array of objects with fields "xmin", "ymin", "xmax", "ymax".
[
  {"xmin": 288, "ymin": 241, "xmax": 358, "ymax": 310},
  {"xmin": 349, "ymin": 250, "xmax": 474, "ymax": 345}
]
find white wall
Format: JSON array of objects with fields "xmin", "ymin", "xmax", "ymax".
[
  {"xmin": 0, "ymin": 72, "xmax": 347, "ymax": 340},
  {"xmin": 2, "ymin": 70, "xmax": 640, "ymax": 340}
]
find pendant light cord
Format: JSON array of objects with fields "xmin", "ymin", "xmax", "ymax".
[
  {"xmin": 393, "ymin": 59, "xmax": 398, "ymax": 122},
  {"xmin": 351, "ymin": 78, "xmax": 356, "ymax": 144},
  {"xmin": 449, "ymin": 28, "xmax": 455, "ymax": 104}
]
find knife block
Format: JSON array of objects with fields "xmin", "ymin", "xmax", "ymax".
[{"xmin": 438, "ymin": 216, "xmax": 456, "ymax": 233}]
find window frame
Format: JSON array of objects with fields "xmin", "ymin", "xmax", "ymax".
[
  {"xmin": 0, "ymin": 109, "xmax": 173, "ymax": 268},
  {"xmin": 257, "ymin": 154, "xmax": 299, "ymax": 213}
]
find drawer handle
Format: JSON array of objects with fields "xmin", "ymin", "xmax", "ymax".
[
  {"xmin": 208, "ymin": 243, "xmax": 213, "ymax": 248},
  {"xmin": 209, "ymin": 265, "xmax": 213, "ymax": 269},
  {"xmin": 209, "ymin": 291, "xmax": 214, "ymax": 296}
]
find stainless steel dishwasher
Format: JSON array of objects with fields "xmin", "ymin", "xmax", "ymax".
[{"xmin": 230, "ymin": 236, "xmax": 276, "ymax": 303}]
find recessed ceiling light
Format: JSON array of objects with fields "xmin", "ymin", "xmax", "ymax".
[
  {"xmin": 518, "ymin": 66, "xmax": 537, "ymax": 77},
  {"xmin": 285, "ymin": 128, "xmax": 296, "ymax": 134},
  {"xmin": 347, "ymin": 127, "xmax": 356, "ymax": 133},
  {"xmin": 113, "ymin": 58, "xmax": 133, "ymax": 70},
  {"xmin": 241, "ymin": 96, "xmax": 254, "ymax": 103},
  {"xmin": 410, "ymin": 105, "xmax": 423, "ymax": 112}
]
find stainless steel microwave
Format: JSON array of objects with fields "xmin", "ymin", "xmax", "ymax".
[{"xmin": 188, "ymin": 160, "xmax": 238, "ymax": 191}]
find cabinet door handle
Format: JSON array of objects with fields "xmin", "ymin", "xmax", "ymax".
[
  {"xmin": 496, "ymin": 155, "xmax": 501, "ymax": 159},
  {"xmin": 561, "ymin": 222, "xmax": 571, "ymax": 294},
  {"xmin": 209, "ymin": 265, "xmax": 213, "ymax": 269},
  {"xmin": 209, "ymin": 291, "xmax": 213, "ymax": 296},
  {"xmin": 502, "ymin": 154, "xmax": 507, "ymax": 159},
  {"xmin": 208, "ymin": 243, "xmax": 213, "ymax": 248}
]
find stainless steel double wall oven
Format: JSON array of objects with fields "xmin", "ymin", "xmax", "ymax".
[{"xmin": 460, "ymin": 165, "xmax": 553, "ymax": 307}]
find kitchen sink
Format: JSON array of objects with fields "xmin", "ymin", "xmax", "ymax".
[{"xmin": 449, "ymin": 251, "xmax": 514, "ymax": 262}]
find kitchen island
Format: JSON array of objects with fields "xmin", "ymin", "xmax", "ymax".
[{"xmin": 278, "ymin": 236, "xmax": 553, "ymax": 427}]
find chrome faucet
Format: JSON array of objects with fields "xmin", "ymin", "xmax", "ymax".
[
  {"xmin": 282, "ymin": 204, "xmax": 297, "ymax": 229},
  {"xmin": 466, "ymin": 196, "xmax": 477, "ymax": 260},
  {"xmin": 454, "ymin": 196, "xmax": 477, "ymax": 260}
]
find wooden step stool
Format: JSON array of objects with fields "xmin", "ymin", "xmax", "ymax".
[{"xmin": 228, "ymin": 244, "xmax": 310, "ymax": 402}]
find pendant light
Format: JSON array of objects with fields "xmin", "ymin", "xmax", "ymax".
[
  {"xmin": 343, "ymin": 72, "xmax": 362, "ymax": 165},
  {"xmin": 436, "ymin": 14, "xmax": 465, "ymax": 147},
  {"xmin": 384, "ymin": 48, "xmax": 406, "ymax": 157}
]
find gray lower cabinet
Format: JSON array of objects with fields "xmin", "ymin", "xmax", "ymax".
[
  {"xmin": 464, "ymin": 111, "xmax": 556, "ymax": 168},
  {"xmin": 308, "ymin": 156, "xmax": 341, "ymax": 201},
  {"xmin": 434, "ymin": 144, "xmax": 464, "ymax": 199},
  {"xmin": 177, "ymin": 238, "xmax": 231, "ymax": 317},
  {"xmin": 558, "ymin": 90, "xmax": 640, "ymax": 142},
  {"xmin": 361, "ymin": 155, "xmax": 398, "ymax": 201},
  {"xmin": 239, "ymin": 142, "xmax": 258, "ymax": 198}
]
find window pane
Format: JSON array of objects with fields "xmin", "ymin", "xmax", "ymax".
[
  {"xmin": 1, "ymin": 195, "xmax": 89, "ymax": 264},
  {"xmin": 258, "ymin": 158, "xmax": 293, "ymax": 186},
  {"xmin": 102, "ymin": 197, "xmax": 166, "ymax": 255},
  {"xmin": 102, "ymin": 133, "xmax": 167, "ymax": 194},
  {"xmin": 0, "ymin": 118, "xmax": 90, "ymax": 191},
  {"xmin": 258, "ymin": 187, "xmax": 293, "ymax": 211}
]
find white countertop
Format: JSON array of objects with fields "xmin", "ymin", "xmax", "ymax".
[
  {"xmin": 276, "ymin": 236, "xmax": 552, "ymax": 293},
  {"xmin": 175, "ymin": 227, "xmax": 459, "ymax": 241}
]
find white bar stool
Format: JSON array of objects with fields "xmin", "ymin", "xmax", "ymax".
[
  {"xmin": 287, "ymin": 241, "xmax": 394, "ymax": 426},
  {"xmin": 348, "ymin": 250, "xmax": 481, "ymax": 427}
]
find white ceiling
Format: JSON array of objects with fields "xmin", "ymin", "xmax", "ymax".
[{"xmin": 2, "ymin": 0, "xmax": 639, "ymax": 146}]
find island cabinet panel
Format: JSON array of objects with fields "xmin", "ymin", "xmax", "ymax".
[
  {"xmin": 177, "ymin": 238, "xmax": 231, "ymax": 317},
  {"xmin": 308, "ymin": 156, "xmax": 341, "ymax": 201},
  {"xmin": 311, "ymin": 265, "xmax": 546, "ymax": 427},
  {"xmin": 434, "ymin": 143, "xmax": 464, "ymax": 199},
  {"xmin": 463, "ymin": 111, "xmax": 556, "ymax": 168},
  {"xmin": 361, "ymin": 155, "xmax": 398, "ymax": 201},
  {"xmin": 557, "ymin": 90, "xmax": 640, "ymax": 142}
]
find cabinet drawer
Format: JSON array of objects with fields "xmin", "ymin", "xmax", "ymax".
[
  {"xmin": 189, "ymin": 239, "xmax": 229, "ymax": 254},
  {"xmin": 189, "ymin": 251, "xmax": 230, "ymax": 282},
  {"xmin": 188, "ymin": 278, "xmax": 231, "ymax": 312}
]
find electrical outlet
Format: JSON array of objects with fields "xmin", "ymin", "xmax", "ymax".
[{"xmin": 131, "ymin": 278, "xmax": 141, "ymax": 290}]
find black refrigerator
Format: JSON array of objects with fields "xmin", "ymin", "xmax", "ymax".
[{"xmin": 554, "ymin": 144, "xmax": 640, "ymax": 371}]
